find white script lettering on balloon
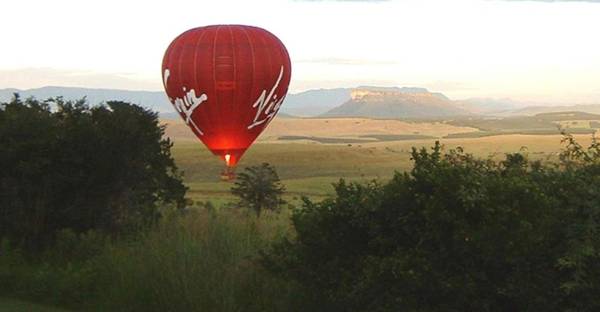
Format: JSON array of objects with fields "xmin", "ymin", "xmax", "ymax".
[
  {"xmin": 248, "ymin": 66, "xmax": 286, "ymax": 130},
  {"xmin": 163, "ymin": 69, "xmax": 207, "ymax": 135}
]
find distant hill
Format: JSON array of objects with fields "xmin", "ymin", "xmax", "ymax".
[
  {"xmin": 0, "ymin": 86, "xmax": 173, "ymax": 113},
  {"xmin": 1, "ymin": 88, "xmax": 19, "ymax": 94},
  {"xmin": 279, "ymin": 86, "xmax": 455, "ymax": 117},
  {"xmin": 322, "ymin": 87, "xmax": 469, "ymax": 119},
  {"xmin": 510, "ymin": 104, "xmax": 600, "ymax": 116},
  {"xmin": 7, "ymin": 85, "xmax": 596, "ymax": 120},
  {"xmin": 446, "ymin": 111, "xmax": 600, "ymax": 134},
  {"xmin": 0, "ymin": 86, "xmax": 465, "ymax": 119},
  {"xmin": 0, "ymin": 86, "xmax": 348, "ymax": 118},
  {"xmin": 354, "ymin": 86, "xmax": 450, "ymax": 101},
  {"xmin": 456, "ymin": 98, "xmax": 525, "ymax": 114},
  {"xmin": 275, "ymin": 112, "xmax": 298, "ymax": 118},
  {"xmin": 280, "ymin": 88, "xmax": 351, "ymax": 116},
  {"xmin": 535, "ymin": 111, "xmax": 600, "ymax": 121}
]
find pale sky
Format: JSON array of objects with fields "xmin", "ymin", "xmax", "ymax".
[{"xmin": 1, "ymin": 0, "xmax": 600, "ymax": 103}]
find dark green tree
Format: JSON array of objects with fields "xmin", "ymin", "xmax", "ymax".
[
  {"xmin": 0, "ymin": 95, "xmax": 186, "ymax": 253},
  {"xmin": 264, "ymin": 140, "xmax": 600, "ymax": 312},
  {"xmin": 231, "ymin": 163, "xmax": 285, "ymax": 217}
]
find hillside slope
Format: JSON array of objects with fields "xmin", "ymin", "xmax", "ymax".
[{"xmin": 510, "ymin": 104, "xmax": 600, "ymax": 116}]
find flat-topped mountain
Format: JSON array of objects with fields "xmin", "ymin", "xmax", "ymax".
[
  {"xmin": 352, "ymin": 86, "xmax": 450, "ymax": 100},
  {"xmin": 323, "ymin": 87, "xmax": 469, "ymax": 118}
]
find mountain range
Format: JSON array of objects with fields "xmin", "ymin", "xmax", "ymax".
[
  {"xmin": 0, "ymin": 86, "xmax": 173, "ymax": 114},
  {"xmin": 2, "ymin": 85, "xmax": 599, "ymax": 119},
  {"xmin": 0, "ymin": 86, "xmax": 349, "ymax": 117}
]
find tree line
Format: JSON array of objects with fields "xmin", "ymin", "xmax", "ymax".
[{"xmin": 0, "ymin": 95, "xmax": 186, "ymax": 253}]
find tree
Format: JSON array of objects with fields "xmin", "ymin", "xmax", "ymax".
[
  {"xmin": 231, "ymin": 163, "xmax": 285, "ymax": 217},
  {"xmin": 0, "ymin": 95, "xmax": 186, "ymax": 253},
  {"xmin": 264, "ymin": 140, "xmax": 600, "ymax": 312}
]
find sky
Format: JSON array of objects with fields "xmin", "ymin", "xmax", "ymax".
[{"xmin": 1, "ymin": 0, "xmax": 599, "ymax": 103}]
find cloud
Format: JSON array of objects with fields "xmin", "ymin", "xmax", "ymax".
[
  {"xmin": 297, "ymin": 57, "xmax": 398, "ymax": 66},
  {"xmin": 290, "ymin": 78, "xmax": 397, "ymax": 93},
  {"xmin": 423, "ymin": 81, "xmax": 475, "ymax": 92}
]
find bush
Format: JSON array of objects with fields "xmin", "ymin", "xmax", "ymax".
[
  {"xmin": 231, "ymin": 163, "xmax": 286, "ymax": 217},
  {"xmin": 0, "ymin": 95, "xmax": 186, "ymax": 253},
  {"xmin": 264, "ymin": 139, "xmax": 600, "ymax": 311}
]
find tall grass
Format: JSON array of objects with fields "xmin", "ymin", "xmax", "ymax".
[
  {"xmin": 0, "ymin": 208, "xmax": 299, "ymax": 311},
  {"xmin": 94, "ymin": 209, "xmax": 296, "ymax": 311}
]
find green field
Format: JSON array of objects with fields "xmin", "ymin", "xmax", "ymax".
[
  {"xmin": 172, "ymin": 140, "xmax": 411, "ymax": 205},
  {"xmin": 172, "ymin": 133, "xmax": 597, "ymax": 206}
]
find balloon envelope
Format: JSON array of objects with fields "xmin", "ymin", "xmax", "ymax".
[{"xmin": 162, "ymin": 25, "xmax": 292, "ymax": 167}]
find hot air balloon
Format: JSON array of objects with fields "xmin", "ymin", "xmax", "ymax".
[{"xmin": 161, "ymin": 25, "xmax": 291, "ymax": 179}]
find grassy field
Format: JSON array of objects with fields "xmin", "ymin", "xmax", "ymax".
[
  {"xmin": 171, "ymin": 133, "xmax": 598, "ymax": 206},
  {"xmin": 172, "ymin": 140, "xmax": 408, "ymax": 205},
  {"xmin": 163, "ymin": 117, "xmax": 478, "ymax": 142},
  {"xmin": 166, "ymin": 111, "xmax": 600, "ymax": 207}
]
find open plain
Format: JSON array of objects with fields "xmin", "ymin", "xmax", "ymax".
[{"xmin": 165, "ymin": 117, "xmax": 600, "ymax": 206}]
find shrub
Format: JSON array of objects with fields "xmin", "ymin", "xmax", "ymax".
[
  {"xmin": 231, "ymin": 163, "xmax": 286, "ymax": 217},
  {"xmin": 265, "ymin": 139, "xmax": 600, "ymax": 311}
]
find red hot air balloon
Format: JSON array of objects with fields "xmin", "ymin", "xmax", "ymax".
[{"xmin": 161, "ymin": 25, "xmax": 291, "ymax": 176}]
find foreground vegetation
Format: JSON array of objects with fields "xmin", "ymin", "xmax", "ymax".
[
  {"xmin": 0, "ymin": 209, "xmax": 295, "ymax": 311},
  {"xmin": 266, "ymin": 137, "xmax": 600, "ymax": 311},
  {"xmin": 3, "ymin": 96, "xmax": 600, "ymax": 311},
  {"xmin": 0, "ymin": 96, "xmax": 186, "ymax": 254},
  {"xmin": 2, "ymin": 136, "xmax": 599, "ymax": 311},
  {"xmin": 0, "ymin": 297, "xmax": 69, "ymax": 312}
]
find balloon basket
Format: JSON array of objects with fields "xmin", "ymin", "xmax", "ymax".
[{"xmin": 220, "ymin": 167, "xmax": 236, "ymax": 182}]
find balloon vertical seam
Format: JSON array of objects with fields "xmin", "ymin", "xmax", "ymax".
[
  {"xmin": 212, "ymin": 25, "xmax": 223, "ymax": 137},
  {"xmin": 228, "ymin": 25, "xmax": 237, "ymax": 140},
  {"xmin": 241, "ymin": 26, "xmax": 257, "ymax": 132},
  {"xmin": 192, "ymin": 28, "xmax": 214, "ymax": 137}
]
